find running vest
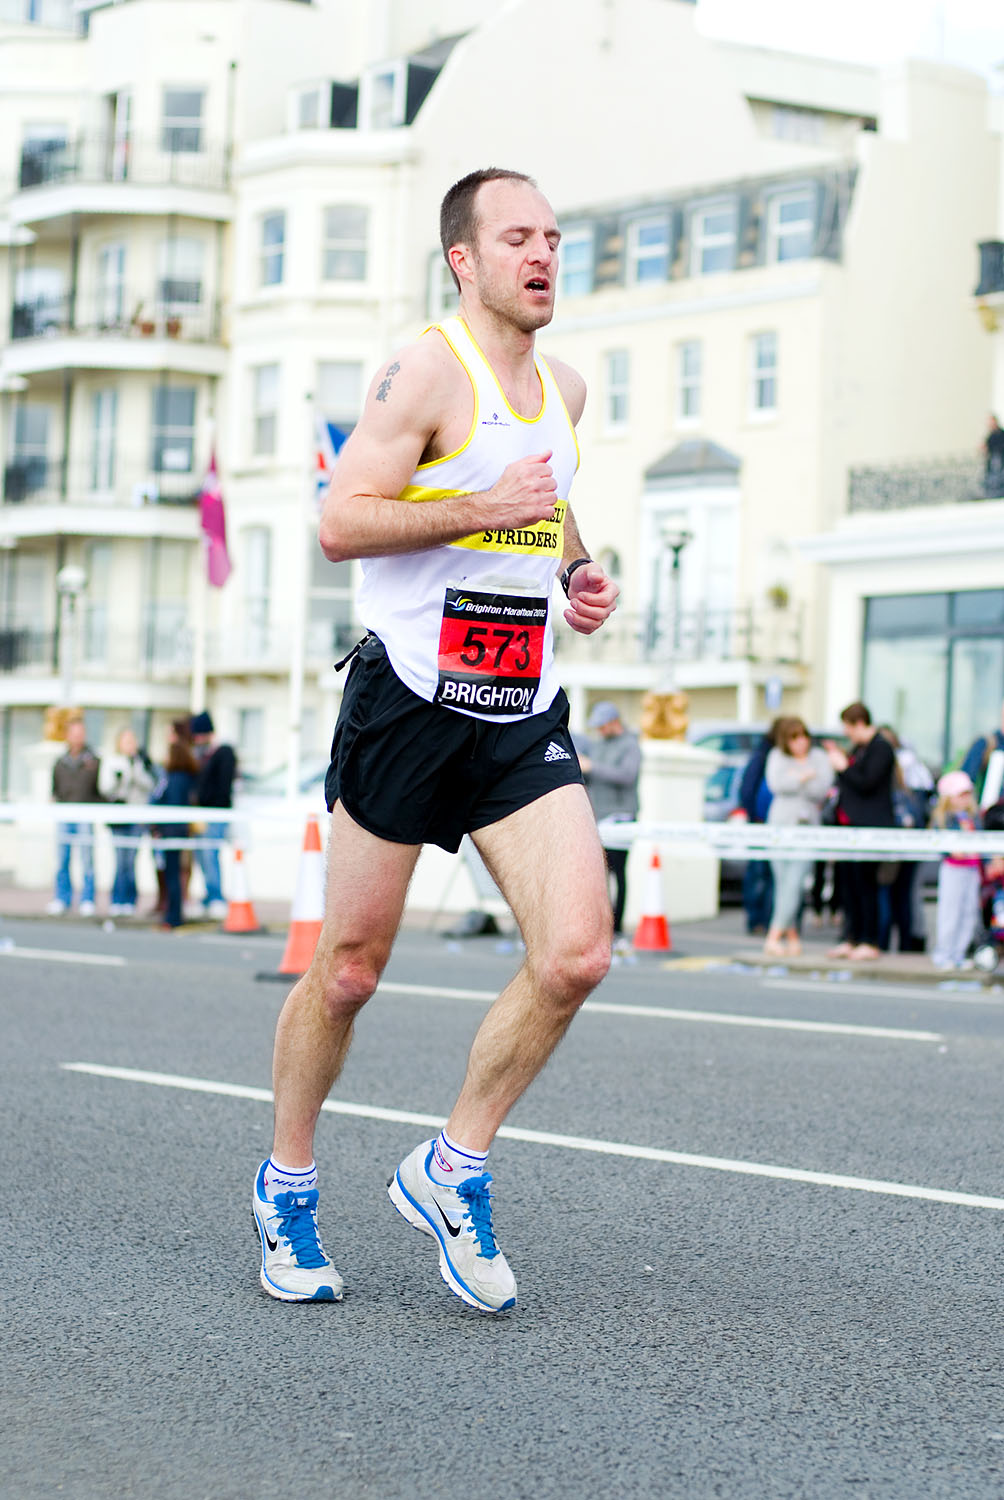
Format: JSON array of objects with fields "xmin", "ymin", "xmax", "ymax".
[{"xmin": 356, "ymin": 315, "xmax": 580, "ymax": 721}]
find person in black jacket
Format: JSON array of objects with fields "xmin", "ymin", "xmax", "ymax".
[
  {"xmin": 189, "ymin": 711, "xmax": 237, "ymax": 919},
  {"xmin": 736, "ymin": 720, "xmax": 782, "ymax": 935},
  {"xmin": 823, "ymin": 701, "xmax": 895, "ymax": 960}
]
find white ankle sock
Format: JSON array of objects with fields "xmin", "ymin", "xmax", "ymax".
[
  {"xmin": 429, "ymin": 1129, "xmax": 488, "ymax": 1186},
  {"xmin": 263, "ymin": 1157, "xmax": 317, "ymax": 1198}
]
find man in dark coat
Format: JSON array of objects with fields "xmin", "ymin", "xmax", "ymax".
[
  {"xmin": 189, "ymin": 711, "xmax": 237, "ymax": 919},
  {"xmin": 823, "ymin": 701, "xmax": 895, "ymax": 960}
]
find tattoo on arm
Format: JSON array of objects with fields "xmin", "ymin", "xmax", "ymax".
[{"xmin": 375, "ymin": 361, "xmax": 401, "ymax": 403}]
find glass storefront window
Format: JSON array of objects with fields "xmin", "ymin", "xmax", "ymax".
[{"xmin": 863, "ymin": 589, "xmax": 1004, "ymax": 769}]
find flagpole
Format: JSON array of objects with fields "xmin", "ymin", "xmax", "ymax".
[
  {"xmin": 285, "ymin": 391, "xmax": 313, "ymax": 803},
  {"xmin": 191, "ymin": 547, "xmax": 207, "ymax": 713}
]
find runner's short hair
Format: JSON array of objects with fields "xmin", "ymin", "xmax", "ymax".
[{"xmin": 440, "ymin": 168, "xmax": 537, "ymax": 291}]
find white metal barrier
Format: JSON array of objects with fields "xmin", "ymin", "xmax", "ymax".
[{"xmin": 597, "ymin": 820, "xmax": 1004, "ymax": 861}]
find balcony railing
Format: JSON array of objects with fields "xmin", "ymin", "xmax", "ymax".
[
  {"xmin": 0, "ymin": 627, "xmax": 54, "ymax": 673},
  {"xmin": 554, "ymin": 606, "xmax": 804, "ymax": 668},
  {"xmin": 2, "ymin": 457, "xmax": 202, "ymax": 508},
  {"xmin": 10, "ymin": 292, "xmax": 224, "ymax": 345},
  {"xmin": 848, "ymin": 455, "xmax": 988, "ymax": 512},
  {"xmin": 976, "ymin": 240, "xmax": 1004, "ymax": 298},
  {"xmin": 17, "ymin": 132, "xmax": 231, "ymax": 194}
]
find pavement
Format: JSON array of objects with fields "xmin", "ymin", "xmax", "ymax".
[
  {"xmin": 1, "ymin": 875, "xmax": 997, "ymax": 990},
  {"xmin": 4, "ymin": 914, "xmax": 1004, "ymax": 1498}
]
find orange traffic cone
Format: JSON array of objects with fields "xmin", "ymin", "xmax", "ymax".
[
  {"xmin": 274, "ymin": 814, "xmax": 325, "ymax": 978},
  {"xmin": 633, "ymin": 847, "xmax": 672, "ymax": 952},
  {"xmin": 222, "ymin": 846, "xmax": 263, "ymax": 933}
]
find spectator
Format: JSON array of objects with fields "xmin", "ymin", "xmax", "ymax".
[
  {"xmin": 876, "ymin": 725, "xmax": 933, "ymax": 953},
  {"xmin": 577, "ymin": 701, "xmax": 641, "ymax": 941},
  {"xmin": 960, "ymin": 699, "xmax": 1004, "ymax": 806},
  {"xmin": 99, "ymin": 727, "xmax": 155, "ymax": 915},
  {"xmin": 150, "ymin": 730, "xmax": 199, "ymax": 929},
  {"xmin": 735, "ymin": 719, "xmax": 783, "ymax": 935},
  {"xmin": 48, "ymin": 716, "xmax": 102, "ymax": 917},
  {"xmin": 763, "ymin": 717, "xmax": 833, "ymax": 958},
  {"xmin": 930, "ymin": 770, "xmax": 982, "ymax": 970},
  {"xmin": 189, "ymin": 710, "xmax": 237, "ymax": 920},
  {"xmin": 824, "ymin": 701, "xmax": 896, "ymax": 961},
  {"xmin": 984, "ymin": 414, "xmax": 1004, "ymax": 499}
]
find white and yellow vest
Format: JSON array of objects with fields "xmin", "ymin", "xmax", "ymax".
[{"xmin": 357, "ymin": 315, "xmax": 580, "ymax": 721}]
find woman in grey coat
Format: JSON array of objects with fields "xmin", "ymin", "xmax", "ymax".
[{"xmin": 764, "ymin": 717, "xmax": 834, "ymax": 957}]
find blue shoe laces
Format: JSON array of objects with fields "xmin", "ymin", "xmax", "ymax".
[
  {"xmin": 271, "ymin": 1190, "xmax": 328, "ymax": 1269},
  {"xmin": 456, "ymin": 1173, "xmax": 499, "ymax": 1260}
]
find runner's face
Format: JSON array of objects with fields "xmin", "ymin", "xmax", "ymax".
[{"xmin": 468, "ymin": 180, "xmax": 560, "ymax": 333}]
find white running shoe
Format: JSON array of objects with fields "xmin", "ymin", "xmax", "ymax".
[
  {"xmin": 46, "ymin": 899, "xmax": 66, "ymax": 915},
  {"xmin": 388, "ymin": 1141, "xmax": 517, "ymax": 1313},
  {"xmin": 252, "ymin": 1162, "xmax": 343, "ymax": 1303},
  {"xmin": 78, "ymin": 900, "xmax": 96, "ymax": 917}
]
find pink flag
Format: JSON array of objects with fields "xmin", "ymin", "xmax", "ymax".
[{"xmin": 198, "ymin": 453, "xmax": 231, "ymax": 587}]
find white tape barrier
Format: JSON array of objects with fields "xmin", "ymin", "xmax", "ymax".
[
  {"xmin": 0, "ymin": 801, "xmax": 312, "ymax": 854},
  {"xmin": 3, "ymin": 803, "xmax": 1004, "ymax": 862},
  {"xmin": 597, "ymin": 820, "xmax": 1004, "ymax": 862}
]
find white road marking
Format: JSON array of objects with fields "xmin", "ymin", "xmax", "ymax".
[
  {"xmin": 761, "ymin": 978, "xmax": 1000, "ymax": 1007},
  {"xmin": 1, "ymin": 945, "xmax": 126, "ymax": 968},
  {"xmin": 61, "ymin": 1062, "xmax": 1004, "ymax": 1212},
  {"xmin": 375, "ymin": 981, "xmax": 941, "ymax": 1042}
]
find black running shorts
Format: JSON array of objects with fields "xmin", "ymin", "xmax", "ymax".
[{"xmin": 324, "ymin": 635, "xmax": 583, "ymax": 852}]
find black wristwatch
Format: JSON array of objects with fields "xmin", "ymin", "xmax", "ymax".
[{"xmin": 560, "ymin": 557, "xmax": 592, "ymax": 597}]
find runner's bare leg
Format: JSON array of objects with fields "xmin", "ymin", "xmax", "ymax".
[
  {"xmin": 446, "ymin": 783, "xmax": 612, "ymax": 1150},
  {"xmin": 271, "ymin": 801, "xmax": 421, "ymax": 1167}
]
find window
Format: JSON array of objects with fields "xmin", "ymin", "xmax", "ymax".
[
  {"xmin": 251, "ymin": 365, "xmax": 279, "ymax": 456},
  {"xmin": 559, "ymin": 228, "xmax": 593, "ymax": 298},
  {"xmin": 321, "ymin": 205, "xmax": 368, "ymax": 282},
  {"xmin": 161, "ymin": 88, "xmax": 204, "ymax": 153},
  {"xmin": 82, "ymin": 540, "xmax": 112, "ymax": 662},
  {"xmin": 260, "ymin": 213, "xmax": 285, "ymax": 287},
  {"xmin": 427, "ymin": 254, "xmax": 460, "ymax": 319},
  {"xmin": 89, "ymin": 388, "xmax": 117, "ymax": 490},
  {"xmin": 96, "ymin": 244, "xmax": 126, "ymax": 326},
  {"xmin": 8, "ymin": 403, "xmax": 50, "ymax": 497},
  {"xmin": 677, "ymin": 340, "xmax": 702, "ymax": 422},
  {"xmin": 237, "ymin": 707, "xmax": 265, "ymax": 775},
  {"xmin": 309, "ymin": 536, "xmax": 354, "ymax": 658},
  {"xmin": 316, "ymin": 361, "xmax": 363, "ymax": 431},
  {"xmin": 767, "ymin": 189, "xmax": 815, "ymax": 263},
  {"xmin": 628, "ymin": 217, "xmax": 670, "ymax": 284},
  {"xmin": 242, "ymin": 527, "xmax": 271, "ymax": 656},
  {"xmin": 360, "ymin": 63, "xmax": 405, "ymax": 129},
  {"xmin": 13, "ymin": 266, "xmax": 64, "ymax": 336},
  {"xmin": 293, "ymin": 82, "xmax": 330, "ymax": 130},
  {"xmin": 151, "ymin": 387, "xmax": 196, "ymax": 473},
  {"xmin": 146, "ymin": 539, "xmax": 190, "ymax": 667},
  {"xmin": 19, "ymin": 121, "xmax": 68, "ymax": 188},
  {"xmin": 771, "ymin": 106, "xmax": 824, "ymax": 145},
  {"xmin": 157, "ymin": 236, "xmax": 204, "ymax": 308},
  {"xmin": 603, "ymin": 350, "xmax": 630, "ymax": 432},
  {"xmin": 749, "ymin": 332, "xmax": 778, "ymax": 415},
  {"xmin": 691, "ymin": 201, "xmax": 737, "ymax": 276}
]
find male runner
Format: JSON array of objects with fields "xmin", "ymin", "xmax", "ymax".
[{"xmin": 253, "ymin": 168, "xmax": 619, "ymax": 1312}]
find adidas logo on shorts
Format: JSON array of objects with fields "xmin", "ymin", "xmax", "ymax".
[{"xmin": 544, "ymin": 741, "xmax": 572, "ymax": 763}]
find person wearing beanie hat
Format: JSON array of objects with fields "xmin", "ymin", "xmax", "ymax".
[
  {"xmin": 189, "ymin": 710, "xmax": 236, "ymax": 919},
  {"xmin": 931, "ymin": 770, "xmax": 980, "ymax": 969},
  {"xmin": 577, "ymin": 702, "xmax": 640, "ymax": 939}
]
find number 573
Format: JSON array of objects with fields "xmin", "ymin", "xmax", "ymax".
[{"xmin": 459, "ymin": 625, "xmax": 531, "ymax": 672}]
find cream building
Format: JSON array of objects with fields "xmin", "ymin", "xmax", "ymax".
[{"xmin": 0, "ymin": 0, "xmax": 998, "ymax": 798}]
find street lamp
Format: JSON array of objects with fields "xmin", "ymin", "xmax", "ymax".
[
  {"xmin": 56, "ymin": 563, "xmax": 87, "ymax": 707},
  {"xmin": 660, "ymin": 527, "xmax": 691, "ymax": 687}
]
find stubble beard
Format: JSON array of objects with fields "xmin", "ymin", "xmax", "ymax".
[{"xmin": 473, "ymin": 259, "xmax": 553, "ymax": 336}]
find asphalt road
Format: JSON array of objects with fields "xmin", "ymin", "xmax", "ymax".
[{"xmin": 4, "ymin": 916, "xmax": 1004, "ymax": 1500}]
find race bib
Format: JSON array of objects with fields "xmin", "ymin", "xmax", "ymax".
[{"xmin": 435, "ymin": 586, "xmax": 547, "ymax": 716}]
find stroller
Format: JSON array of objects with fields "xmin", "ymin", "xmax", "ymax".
[{"xmin": 972, "ymin": 800, "xmax": 1004, "ymax": 973}]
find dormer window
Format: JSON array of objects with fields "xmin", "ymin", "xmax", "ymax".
[{"xmin": 360, "ymin": 62, "xmax": 406, "ymax": 130}]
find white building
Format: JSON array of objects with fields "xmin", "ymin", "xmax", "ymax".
[{"xmin": 0, "ymin": 0, "xmax": 998, "ymax": 796}]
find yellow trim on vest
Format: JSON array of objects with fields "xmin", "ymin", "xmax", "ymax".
[
  {"xmin": 460, "ymin": 319, "xmax": 546, "ymax": 426},
  {"xmin": 396, "ymin": 486, "xmax": 567, "ymax": 557},
  {"xmin": 539, "ymin": 355, "xmax": 581, "ymax": 475},
  {"xmin": 414, "ymin": 324, "xmax": 479, "ymax": 472}
]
